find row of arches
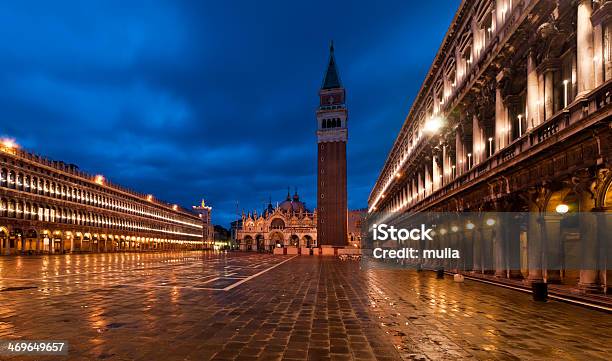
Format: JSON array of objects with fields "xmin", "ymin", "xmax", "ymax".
[
  {"xmin": 0, "ymin": 226, "xmax": 204, "ymax": 255},
  {"xmin": 321, "ymin": 117, "xmax": 342, "ymax": 129},
  {"xmin": 0, "ymin": 196, "xmax": 199, "ymax": 237},
  {"xmin": 371, "ymin": 170, "xmax": 612, "ymax": 292},
  {"xmin": 239, "ymin": 233, "xmax": 315, "ymax": 252},
  {"xmin": 0, "ymin": 167, "xmax": 200, "ymax": 228}
]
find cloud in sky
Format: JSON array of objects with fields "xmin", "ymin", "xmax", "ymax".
[{"xmin": 0, "ymin": 0, "xmax": 460, "ymax": 226}]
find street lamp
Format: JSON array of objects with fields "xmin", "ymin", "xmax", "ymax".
[
  {"xmin": 94, "ymin": 175, "xmax": 105, "ymax": 185},
  {"xmin": 424, "ymin": 116, "xmax": 444, "ymax": 133},
  {"xmin": 555, "ymin": 204, "xmax": 569, "ymax": 214},
  {"xmin": 467, "ymin": 153, "xmax": 472, "ymax": 169},
  {"xmin": 488, "ymin": 137, "xmax": 493, "ymax": 157}
]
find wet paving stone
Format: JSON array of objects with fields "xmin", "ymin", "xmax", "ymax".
[{"xmin": 0, "ymin": 252, "xmax": 609, "ymax": 360}]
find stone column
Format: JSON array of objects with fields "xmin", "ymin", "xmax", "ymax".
[
  {"xmin": 495, "ymin": 82, "xmax": 508, "ymax": 150},
  {"xmin": 526, "ymin": 50, "xmax": 539, "ymax": 130},
  {"xmin": 480, "ymin": 222, "xmax": 494, "ymax": 274},
  {"xmin": 537, "ymin": 72, "xmax": 545, "ymax": 127},
  {"xmin": 507, "ymin": 213, "xmax": 523, "ymax": 278},
  {"xmin": 577, "ymin": 0, "xmax": 594, "ymax": 97},
  {"xmin": 496, "ymin": 0, "xmax": 507, "ymax": 28},
  {"xmin": 593, "ymin": 22, "xmax": 604, "ymax": 87},
  {"xmin": 472, "ymin": 227, "xmax": 482, "ymax": 273},
  {"xmin": 472, "ymin": 115, "xmax": 483, "ymax": 165},
  {"xmin": 543, "ymin": 214, "xmax": 562, "ymax": 283},
  {"xmin": 494, "ymin": 218, "xmax": 506, "ymax": 277},
  {"xmin": 579, "ymin": 212, "xmax": 600, "ymax": 292},
  {"xmin": 527, "ymin": 213, "xmax": 544, "ymax": 283},
  {"xmin": 432, "ymin": 156, "xmax": 441, "ymax": 190},
  {"xmin": 544, "ymin": 69, "xmax": 555, "ymax": 120},
  {"xmin": 456, "ymin": 131, "xmax": 464, "ymax": 175}
]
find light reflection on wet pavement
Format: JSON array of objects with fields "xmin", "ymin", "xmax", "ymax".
[
  {"xmin": 363, "ymin": 263, "xmax": 612, "ymax": 360},
  {"xmin": 0, "ymin": 252, "xmax": 609, "ymax": 360}
]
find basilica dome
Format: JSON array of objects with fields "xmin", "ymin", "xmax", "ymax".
[{"xmin": 278, "ymin": 190, "xmax": 309, "ymax": 213}]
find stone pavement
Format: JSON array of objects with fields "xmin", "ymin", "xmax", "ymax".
[{"xmin": 0, "ymin": 252, "xmax": 609, "ymax": 360}]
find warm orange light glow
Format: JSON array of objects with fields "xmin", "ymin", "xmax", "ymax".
[
  {"xmin": 172, "ymin": 205, "xmax": 178, "ymax": 211},
  {"xmin": 146, "ymin": 194, "xmax": 153, "ymax": 202},
  {"xmin": 1, "ymin": 137, "xmax": 19, "ymax": 151},
  {"xmin": 94, "ymin": 175, "xmax": 105, "ymax": 185}
]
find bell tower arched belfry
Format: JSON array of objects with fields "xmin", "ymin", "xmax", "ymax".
[{"xmin": 316, "ymin": 42, "xmax": 348, "ymax": 247}]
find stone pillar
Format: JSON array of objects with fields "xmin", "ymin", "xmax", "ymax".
[
  {"xmin": 579, "ymin": 212, "xmax": 600, "ymax": 292},
  {"xmin": 480, "ymin": 222, "xmax": 494, "ymax": 274},
  {"xmin": 593, "ymin": 22, "xmax": 604, "ymax": 87},
  {"xmin": 527, "ymin": 213, "xmax": 544, "ymax": 283},
  {"xmin": 507, "ymin": 213, "xmax": 523, "ymax": 278},
  {"xmin": 526, "ymin": 50, "xmax": 539, "ymax": 130},
  {"xmin": 472, "ymin": 115, "xmax": 483, "ymax": 165},
  {"xmin": 456, "ymin": 131, "xmax": 464, "ymax": 175},
  {"xmin": 577, "ymin": 0, "xmax": 594, "ymax": 97},
  {"xmin": 544, "ymin": 69, "xmax": 555, "ymax": 120},
  {"xmin": 432, "ymin": 156, "xmax": 441, "ymax": 190},
  {"xmin": 495, "ymin": 82, "xmax": 508, "ymax": 150},
  {"xmin": 496, "ymin": 0, "xmax": 507, "ymax": 28},
  {"xmin": 472, "ymin": 228, "xmax": 482, "ymax": 273},
  {"xmin": 448, "ymin": 228, "xmax": 456, "ymax": 271},
  {"xmin": 537, "ymin": 72, "xmax": 545, "ymax": 127},
  {"xmin": 543, "ymin": 214, "xmax": 562, "ymax": 283},
  {"xmin": 494, "ymin": 219, "xmax": 506, "ymax": 277}
]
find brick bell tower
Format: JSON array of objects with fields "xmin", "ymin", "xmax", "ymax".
[{"xmin": 316, "ymin": 42, "xmax": 348, "ymax": 247}]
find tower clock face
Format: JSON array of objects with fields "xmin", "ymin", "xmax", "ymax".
[{"xmin": 327, "ymin": 96, "xmax": 334, "ymax": 104}]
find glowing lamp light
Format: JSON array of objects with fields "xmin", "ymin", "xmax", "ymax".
[
  {"xmin": 172, "ymin": 205, "xmax": 178, "ymax": 211},
  {"xmin": 486, "ymin": 218, "xmax": 496, "ymax": 226},
  {"xmin": 146, "ymin": 194, "xmax": 153, "ymax": 202},
  {"xmin": 94, "ymin": 175, "xmax": 105, "ymax": 185},
  {"xmin": 440, "ymin": 228, "xmax": 447, "ymax": 235},
  {"xmin": 1, "ymin": 138, "xmax": 17, "ymax": 148},
  {"xmin": 466, "ymin": 222, "xmax": 475, "ymax": 230},
  {"xmin": 556, "ymin": 204, "xmax": 569, "ymax": 214},
  {"xmin": 424, "ymin": 116, "xmax": 444, "ymax": 133},
  {"xmin": 451, "ymin": 226, "xmax": 459, "ymax": 233}
]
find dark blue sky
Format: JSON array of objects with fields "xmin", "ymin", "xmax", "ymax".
[{"xmin": 0, "ymin": 1, "xmax": 459, "ymax": 226}]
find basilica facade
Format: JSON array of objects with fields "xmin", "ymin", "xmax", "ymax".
[{"xmin": 235, "ymin": 190, "xmax": 317, "ymax": 252}]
